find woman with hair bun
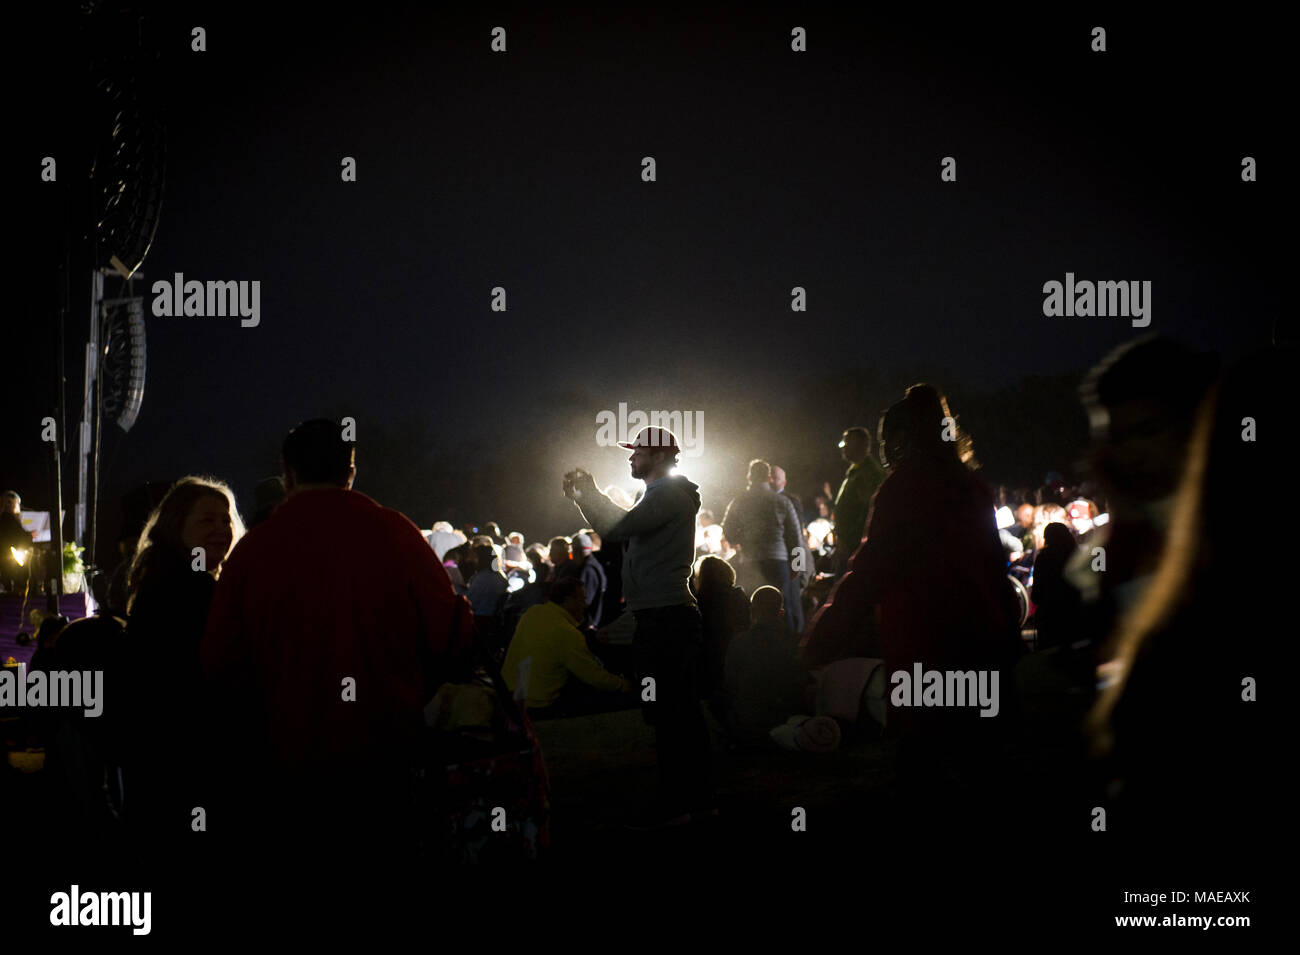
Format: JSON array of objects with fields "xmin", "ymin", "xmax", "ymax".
[{"xmin": 802, "ymin": 383, "xmax": 1021, "ymax": 785}]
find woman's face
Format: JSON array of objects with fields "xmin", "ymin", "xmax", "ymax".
[{"xmin": 182, "ymin": 493, "xmax": 234, "ymax": 572}]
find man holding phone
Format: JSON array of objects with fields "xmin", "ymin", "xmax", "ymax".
[{"xmin": 564, "ymin": 426, "xmax": 714, "ymax": 828}]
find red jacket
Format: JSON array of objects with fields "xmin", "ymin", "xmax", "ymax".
[
  {"xmin": 201, "ymin": 488, "xmax": 473, "ymax": 770},
  {"xmin": 802, "ymin": 458, "xmax": 1017, "ymax": 730}
]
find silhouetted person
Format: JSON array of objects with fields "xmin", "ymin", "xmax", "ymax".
[
  {"xmin": 0, "ymin": 490, "xmax": 32, "ymax": 591},
  {"xmin": 769, "ymin": 465, "xmax": 807, "ymax": 636},
  {"xmin": 1030, "ymin": 522, "xmax": 1081, "ymax": 650},
  {"xmin": 1088, "ymin": 345, "xmax": 1280, "ymax": 868},
  {"xmin": 201, "ymin": 418, "xmax": 473, "ymax": 871},
  {"xmin": 565, "ymin": 426, "xmax": 713, "ymax": 827},
  {"xmin": 691, "ymin": 555, "xmax": 750, "ymax": 719},
  {"xmin": 831, "ymin": 427, "xmax": 885, "ymax": 573},
  {"xmin": 803, "ymin": 385, "xmax": 1021, "ymax": 788},
  {"xmin": 122, "ymin": 476, "xmax": 244, "ymax": 859},
  {"xmin": 1072, "ymin": 336, "xmax": 1218, "ymax": 649},
  {"xmin": 722, "ymin": 459, "xmax": 800, "ymax": 598},
  {"xmin": 721, "ymin": 586, "xmax": 807, "ymax": 746},
  {"xmin": 467, "ymin": 542, "xmax": 508, "ymax": 657},
  {"xmin": 547, "ymin": 535, "xmax": 572, "ymax": 578},
  {"xmin": 555, "ymin": 532, "xmax": 606, "ymax": 630}
]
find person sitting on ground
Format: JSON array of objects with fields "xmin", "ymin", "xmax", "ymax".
[
  {"xmin": 554, "ymin": 532, "xmax": 606, "ymax": 631},
  {"xmin": 502, "ymin": 576, "xmax": 633, "ymax": 717},
  {"xmin": 442, "ymin": 543, "xmax": 469, "ymax": 595},
  {"xmin": 720, "ymin": 586, "xmax": 807, "ymax": 746},
  {"xmin": 525, "ymin": 543, "xmax": 549, "ymax": 586},
  {"xmin": 501, "ymin": 543, "xmax": 551, "ymax": 639},
  {"xmin": 1014, "ymin": 502, "xmax": 1036, "ymax": 555},
  {"xmin": 427, "ymin": 523, "xmax": 467, "ymax": 564},
  {"xmin": 467, "ymin": 542, "xmax": 508, "ymax": 657},
  {"xmin": 691, "ymin": 555, "xmax": 750, "ymax": 717},
  {"xmin": 547, "ymin": 536, "xmax": 572, "ymax": 578}
]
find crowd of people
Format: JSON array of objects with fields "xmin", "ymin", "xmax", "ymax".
[{"xmin": 4, "ymin": 333, "xmax": 1275, "ymax": 869}]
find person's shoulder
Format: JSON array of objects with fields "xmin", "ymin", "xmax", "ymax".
[
  {"xmin": 526, "ymin": 601, "xmax": 568, "ymax": 631},
  {"xmin": 862, "ymin": 469, "xmax": 905, "ymax": 517},
  {"xmin": 664, "ymin": 475, "xmax": 698, "ymax": 496},
  {"xmin": 371, "ymin": 500, "xmax": 443, "ymax": 550},
  {"xmin": 373, "ymin": 498, "xmax": 420, "ymax": 531},
  {"xmin": 227, "ymin": 516, "xmax": 277, "ymax": 553}
]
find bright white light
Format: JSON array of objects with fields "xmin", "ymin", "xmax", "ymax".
[
  {"xmin": 10, "ymin": 547, "xmax": 28, "ymax": 566},
  {"xmin": 507, "ymin": 575, "xmax": 525, "ymax": 593},
  {"xmin": 1093, "ymin": 513, "xmax": 1110, "ymax": 526},
  {"xmin": 995, "ymin": 506, "xmax": 1015, "ymax": 530}
]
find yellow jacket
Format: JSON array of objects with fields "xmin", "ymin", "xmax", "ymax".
[{"xmin": 503, "ymin": 600, "xmax": 631, "ymax": 708}]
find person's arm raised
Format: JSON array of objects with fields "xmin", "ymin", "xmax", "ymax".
[{"xmin": 589, "ymin": 482, "xmax": 681, "ymax": 542}]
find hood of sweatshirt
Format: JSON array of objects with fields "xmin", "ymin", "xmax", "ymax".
[{"xmin": 663, "ymin": 474, "xmax": 702, "ymax": 513}]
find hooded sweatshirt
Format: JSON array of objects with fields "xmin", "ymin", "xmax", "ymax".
[{"xmin": 574, "ymin": 474, "xmax": 701, "ymax": 611}]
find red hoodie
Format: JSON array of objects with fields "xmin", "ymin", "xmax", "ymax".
[
  {"xmin": 201, "ymin": 488, "xmax": 473, "ymax": 770},
  {"xmin": 802, "ymin": 458, "xmax": 1017, "ymax": 732}
]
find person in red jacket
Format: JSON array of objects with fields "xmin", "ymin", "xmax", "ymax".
[
  {"xmin": 801, "ymin": 385, "xmax": 1021, "ymax": 779},
  {"xmin": 201, "ymin": 418, "xmax": 473, "ymax": 861}
]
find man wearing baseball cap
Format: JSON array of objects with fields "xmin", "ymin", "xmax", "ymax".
[{"xmin": 564, "ymin": 426, "xmax": 714, "ymax": 828}]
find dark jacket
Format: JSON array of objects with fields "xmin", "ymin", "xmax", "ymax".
[
  {"xmin": 575, "ymin": 475, "xmax": 701, "ymax": 611},
  {"xmin": 123, "ymin": 567, "xmax": 218, "ymax": 836},
  {"xmin": 697, "ymin": 583, "xmax": 750, "ymax": 697},
  {"xmin": 833, "ymin": 457, "xmax": 886, "ymax": 557},
  {"xmin": 723, "ymin": 621, "xmax": 806, "ymax": 740},
  {"xmin": 722, "ymin": 484, "xmax": 801, "ymax": 563},
  {"xmin": 594, "ymin": 545, "xmax": 624, "ymax": 628},
  {"xmin": 556, "ymin": 555, "xmax": 608, "ymax": 629}
]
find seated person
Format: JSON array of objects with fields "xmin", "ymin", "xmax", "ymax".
[
  {"xmin": 502, "ymin": 577, "xmax": 633, "ymax": 718},
  {"xmin": 500, "ymin": 543, "xmax": 551, "ymax": 642},
  {"xmin": 719, "ymin": 586, "xmax": 808, "ymax": 744}
]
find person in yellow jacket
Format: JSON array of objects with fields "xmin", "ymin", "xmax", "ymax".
[{"xmin": 503, "ymin": 576, "xmax": 633, "ymax": 715}]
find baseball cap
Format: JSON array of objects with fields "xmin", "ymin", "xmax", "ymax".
[{"xmin": 618, "ymin": 427, "xmax": 680, "ymax": 453}]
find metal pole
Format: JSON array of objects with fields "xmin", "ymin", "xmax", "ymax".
[{"xmin": 50, "ymin": 252, "xmax": 68, "ymax": 608}]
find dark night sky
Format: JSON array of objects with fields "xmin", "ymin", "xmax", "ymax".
[{"xmin": 13, "ymin": 5, "xmax": 1285, "ymax": 564}]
